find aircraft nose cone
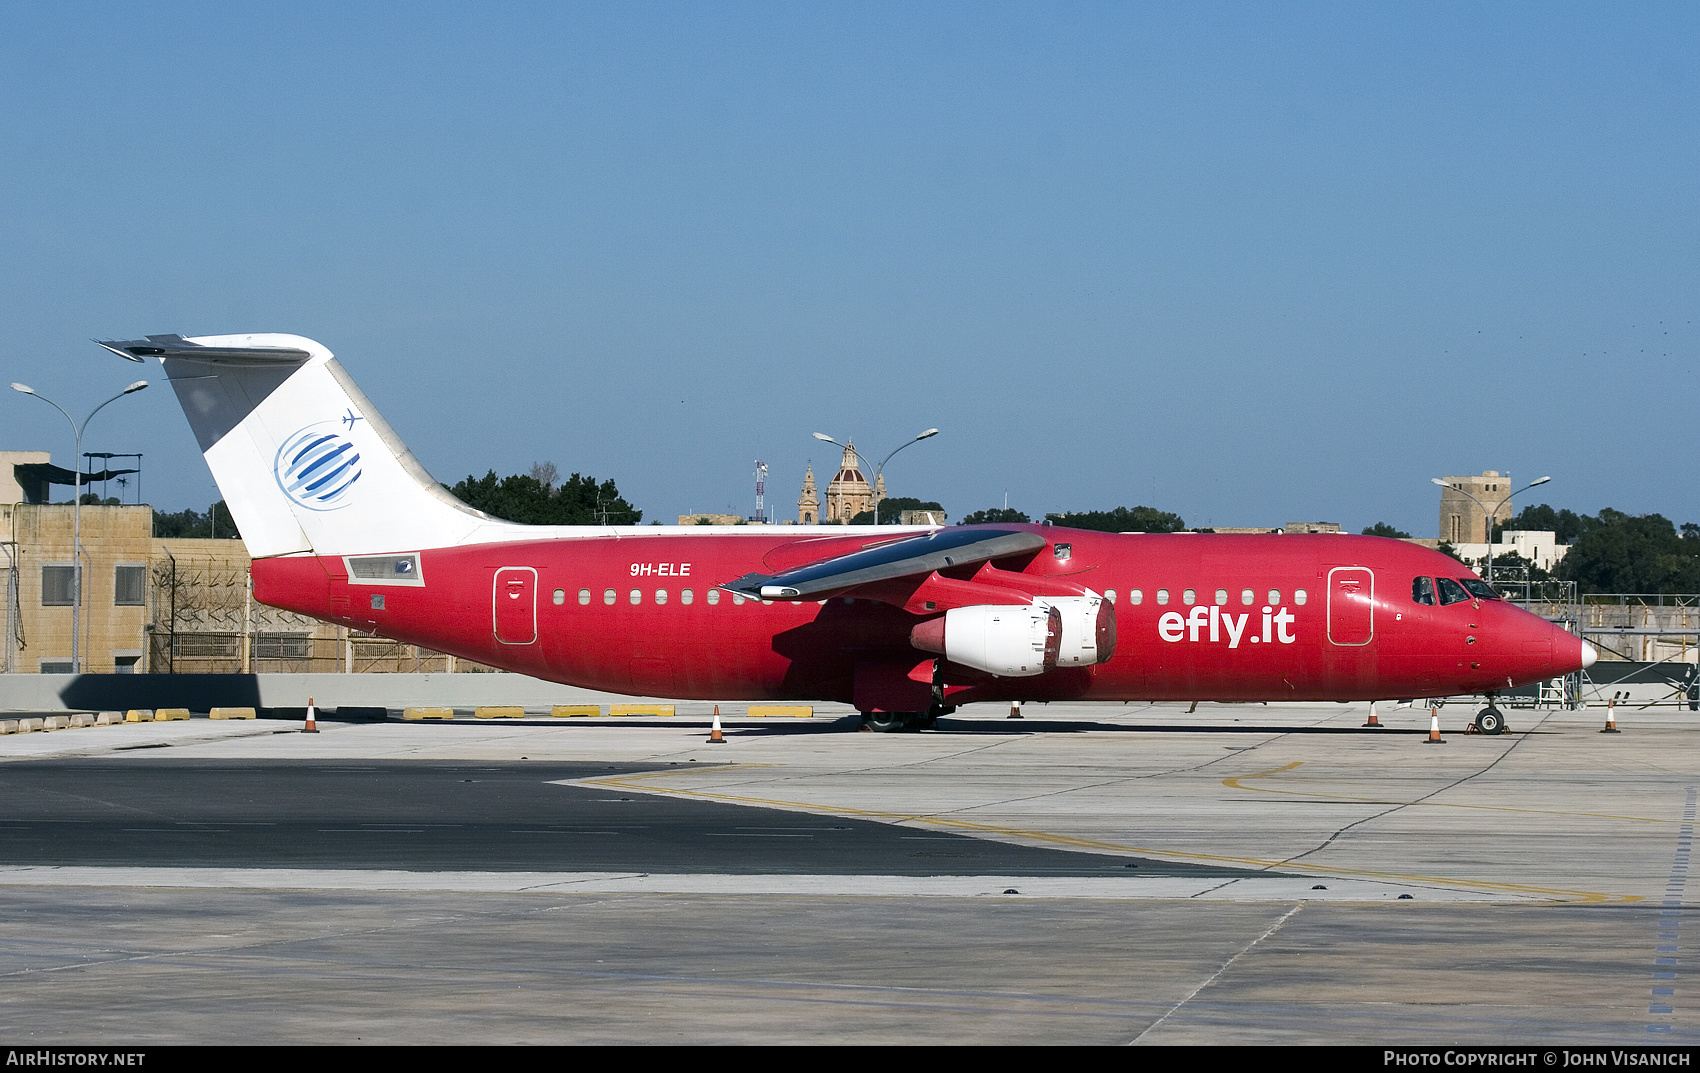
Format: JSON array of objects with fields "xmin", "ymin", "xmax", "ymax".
[{"xmin": 1580, "ymin": 640, "xmax": 1598, "ymax": 669}]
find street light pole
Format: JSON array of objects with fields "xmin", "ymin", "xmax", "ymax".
[
  {"xmin": 11, "ymin": 380, "xmax": 149, "ymax": 673},
  {"xmin": 812, "ymin": 429, "xmax": 940, "ymax": 525},
  {"xmin": 1, "ymin": 540, "xmax": 16, "ymax": 674},
  {"xmin": 1431, "ymin": 476, "xmax": 1552, "ymax": 584}
]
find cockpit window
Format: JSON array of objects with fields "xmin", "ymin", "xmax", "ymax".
[
  {"xmin": 1460, "ymin": 578, "xmax": 1499, "ymax": 601},
  {"xmin": 1412, "ymin": 576, "xmax": 1435, "ymax": 605},
  {"xmin": 1436, "ymin": 577, "xmax": 1472, "ymax": 605}
]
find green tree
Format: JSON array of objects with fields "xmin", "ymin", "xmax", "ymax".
[
  {"xmin": 1485, "ymin": 550, "xmax": 1549, "ymax": 583},
  {"xmin": 1362, "ymin": 522, "xmax": 1412, "ymax": 538},
  {"xmin": 1046, "ymin": 506, "xmax": 1186, "ymax": 533},
  {"xmin": 1496, "ymin": 503, "xmax": 1590, "ymax": 544},
  {"xmin": 848, "ymin": 497, "xmax": 945, "ymax": 525},
  {"xmin": 449, "ymin": 470, "xmax": 641, "ymax": 525},
  {"xmin": 961, "ymin": 507, "xmax": 1031, "ymax": 524},
  {"xmin": 153, "ymin": 501, "xmax": 241, "ymax": 539},
  {"xmin": 1557, "ymin": 509, "xmax": 1700, "ymax": 593}
]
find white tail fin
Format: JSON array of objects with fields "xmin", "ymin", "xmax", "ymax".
[{"xmin": 99, "ymin": 333, "xmax": 491, "ymax": 558}]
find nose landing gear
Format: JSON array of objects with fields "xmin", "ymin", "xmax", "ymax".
[{"xmin": 1473, "ymin": 693, "xmax": 1507, "ymax": 735}]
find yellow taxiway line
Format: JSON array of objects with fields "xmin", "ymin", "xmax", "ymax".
[
  {"xmin": 1222, "ymin": 760, "xmax": 1672, "ymax": 824},
  {"xmin": 578, "ymin": 764, "xmax": 1636, "ymax": 904}
]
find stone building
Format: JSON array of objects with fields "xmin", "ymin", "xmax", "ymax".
[
  {"xmin": 824, "ymin": 443, "xmax": 874, "ymax": 523},
  {"xmin": 808, "ymin": 443, "xmax": 886, "ymax": 524},
  {"xmin": 2, "ymin": 470, "xmax": 482, "ymax": 674},
  {"xmin": 0, "ymin": 452, "xmax": 50, "ymax": 506},
  {"xmin": 676, "ymin": 513, "xmax": 744, "ymax": 526}
]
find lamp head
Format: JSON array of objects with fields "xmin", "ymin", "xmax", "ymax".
[
  {"xmin": 916, "ymin": 428, "xmax": 940, "ymax": 440},
  {"xmin": 1430, "ymin": 478, "xmax": 1448, "ymax": 487},
  {"xmin": 812, "ymin": 432, "xmax": 835, "ymax": 443},
  {"xmin": 10, "ymin": 383, "xmax": 34, "ymax": 395},
  {"xmin": 1530, "ymin": 476, "xmax": 1551, "ymax": 486},
  {"xmin": 122, "ymin": 380, "xmax": 149, "ymax": 394}
]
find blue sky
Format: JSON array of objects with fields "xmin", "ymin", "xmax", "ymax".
[{"xmin": 1, "ymin": 3, "xmax": 1694, "ymax": 536}]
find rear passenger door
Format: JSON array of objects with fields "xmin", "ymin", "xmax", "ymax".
[{"xmin": 494, "ymin": 567, "xmax": 538, "ymax": 644}]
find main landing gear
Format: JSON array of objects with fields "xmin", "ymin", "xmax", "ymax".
[
  {"xmin": 862, "ymin": 711, "xmax": 922, "ymax": 732},
  {"xmin": 860, "ymin": 704, "xmax": 953, "ymax": 733}
]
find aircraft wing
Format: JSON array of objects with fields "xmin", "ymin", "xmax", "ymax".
[{"xmin": 722, "ymin": 527, "xmax": 1046, "ymax": 600}]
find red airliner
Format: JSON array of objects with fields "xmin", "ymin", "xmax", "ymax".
[{"xmin": 101, "ymin": 333, "xmax": 1594, "ymax": 732}]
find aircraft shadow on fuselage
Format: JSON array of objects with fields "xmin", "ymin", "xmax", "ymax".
[{"xmin": 764, "ymin": 596, "xmax": 1098, "ymax": 705}]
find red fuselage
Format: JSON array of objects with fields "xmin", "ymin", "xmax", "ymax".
[{"xmin": 251, "ymin": 526, "xmax": 1585, "ymax": 711}]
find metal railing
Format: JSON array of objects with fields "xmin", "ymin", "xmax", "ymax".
[{"xmin": 147, "ymin": 632, "xmax": 496, "ymax": 675}]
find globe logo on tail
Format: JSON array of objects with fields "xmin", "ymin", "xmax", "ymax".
[{"xmin": 275, "ymin": 423, "xmax": 362, "ymax": 511}]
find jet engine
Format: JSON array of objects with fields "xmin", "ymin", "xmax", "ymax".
[
  {"xmin": 1041, "ymin": 594, "xmax": 1117, "ymax": 668},
  {"xmin": 910, "ymin": 603, "xmax": 1062, "ymax": 677},
  {"xmin": 909, "ymin": 594, "xmax": 1115, "ymax": 677}
]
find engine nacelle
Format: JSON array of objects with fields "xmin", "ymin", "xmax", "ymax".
[
  {"xmin": 910, "ymin": 604, "xmax": 1062, "ymax": 677},
  {"xmin": 1039, "ymin": 594, "xmax": 1116, "ymax": 668}
]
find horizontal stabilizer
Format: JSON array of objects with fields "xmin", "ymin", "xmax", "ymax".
[
  {"xmin": 97, "ymin": 335, "xmax": 312, "ymax": 365},
  {"xmin": 722, "ymin": 528, "xmax": 1047, "ymax": 600},
  {"xmin": 103, "ymin": 332, "xmax": 492, "ymax": 559}
]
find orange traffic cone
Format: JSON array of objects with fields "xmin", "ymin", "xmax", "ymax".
[
  {"xmin": 1363, "ymin": 701, "xmax": 1383, "ymax": 728},
  {"xmin": 303, "ymin": 696, "xmax": 319, "ymax": 734},
  {"xmin": 1601, "ymin": 698, "xmax": 1621, "ymax": 734},
  {"xmin": 1008, "ymin": 701, "xmax": 1023, "ymax": 720},
  {"xmin": 1423, "ymin": 706, "xmax": 1445, "ymax": 744},
  {"xmin": 707, "ymin": 704, "xmax": 725, "ymax": 744}
]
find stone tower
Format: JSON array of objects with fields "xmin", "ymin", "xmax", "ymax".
[
  {"xmin": 1437, "ymin": 471, "xmax": 1516, "ymax": 544},
  {"xmin": 797, "ymin": 465, "xmax": 819, "ymax": 525}
]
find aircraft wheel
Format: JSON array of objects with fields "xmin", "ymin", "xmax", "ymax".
[
  {"xmin": 1476, "ymin": 707, "xmax": 1506, "ymax": 735},
  {"xmin": 862, "ymin": 711, "xmax": 912, "ymax": 733}
]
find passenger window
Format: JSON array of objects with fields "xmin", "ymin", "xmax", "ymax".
[
  {"xmin": 1294, "ymin": 589, "xmax": 1307, "ymax": 606},
  {"xmin": 1104, "ymin": 589, "xmax": 1116, "ymax": 603},
  {"xmin": 707, "ymin": 589, "xmax": 720, "ymax": 605},
  {"xmin": 732, "ymin": 593, "xmax": 745, "ymax": 605},
  {"xmin": 578, "ymin": 588, "xmax": 591, "ymax": 605},
  {"xmin": 603, "ymin": 589, "xmax": 616, "ymax": 605},
  {"xmin": 655, "ymin": 589, "xmax": 668, "ymax": 605},
  {"xmin": 1268, "ymin": 589, "xmax": 1281, "ymax": 606},
  {"xmin": 1130, "ymin": 589, "xmax": 1143, "ymax": 605},
  {"xmin": 552, "ymin": 588, "xmax": 565, "ymax": 605},
  {"xmin": 1182, "ymin": 589, "xmax": 1196, "ymax": 605},
  {"xmin": 1241, "ymin": 589, "xmax": 1254, "ymax": 606},
  {"xmin": 1460, "ymin": 578, "xmax": 1499, "ymax": 601},
  {"xmin": 1412, "ymin": 577, "xmax": 1435, "ymax": 605},
  {"xmin": 1214, "ymin": 589, "xmax": 1228, "ymax": 605},
  {"xmin": 681, "ymin": 589, "xmax": 694, "ymax": 605},
  {"xmin": 629, "ymin": 589, "xmax": 642, "ymax": 605},
  {"xmin": 1436, "ymin": 578, "xmax": 1471, "ymax": 605},
  {"xmin": 1156, "ymin": 589, "xmax": 1169, "ymax": 605}
]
